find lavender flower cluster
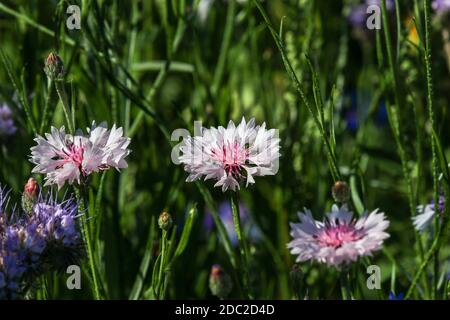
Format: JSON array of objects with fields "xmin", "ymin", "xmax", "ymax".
[{"xmin": 0, "ymin": 183, "xmax": 82, "ymax": 299}]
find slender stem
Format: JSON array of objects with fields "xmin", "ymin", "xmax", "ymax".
[
  {"xmin": 211, "ymin": 0, "xmax": 236, "ymax": 96},
  {"xmin": 197, "ymin": 183, "xmax": 244, "ymax": 297},
  {"xmin": 0, "ymin": 3, "xmax": 74, "ymax": 46},
  {"xmin": 447, "ymin": 278, "xmax": 450, "ymax": 299},
  {"xmin": 40, "ymin": 79, "xmax": 53, "ymax": 134},
  {"xmin": 340, "ymin": 270, "xmax": 351, "ymax": 300},
  {"xmin": 230, "ymin": 192, "xmax": 252, "ymax": 299},
  {"xmin": 253, "ymin": 0, "xmax": 341, "ymax": 182},
  {"xmin": 423, "ymin": 0, "xmax": 440, "ymax": 299},
  {"xmin": 197, "ymin": 184, "xmax": 238, "ymax": 268},
  {"xmin": 55, "ymin": 81, "xmax": 74, "ymax": 133},
  {"xmin": 405, "ymin": 184, "xmax": 450, "ymax": 299},
  {"xmin": 381, "ymin": 0, "xmax": 416, "ymax": 218},
  {"xmin": 156, "ymin": 230, "xmax": 168, "ymax": 299},
  {"xmin": 75, "ymin": 187, "xmax": 101, "ymax": 300},
  {"xmin": 381, "ymin": 0, "xmax": 432, "ymax": 297}
]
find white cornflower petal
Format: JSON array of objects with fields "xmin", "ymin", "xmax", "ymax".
[
  {"xmin": 412, "ymin": 195, "xmax": 444, "ymax": 233},
  {"xmin": 412, "ymin": 204, "xmax": 436, "ymax": 233}
]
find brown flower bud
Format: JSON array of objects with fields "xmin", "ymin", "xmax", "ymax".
[{"xmin": 332, "ymin": 181, "xmax": 351, "ymax": 203}]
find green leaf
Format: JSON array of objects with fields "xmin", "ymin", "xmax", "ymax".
[
  {"xmin": 174, "ymin": 204, "xmax": 198, "ymax": 258},
  {"xmin": 129, "ymin": 217, "xmax": 156, "ymax": 300},
  {"xmin": 350, "ymin": 175, "xmax": 365, "ymax": 216}
]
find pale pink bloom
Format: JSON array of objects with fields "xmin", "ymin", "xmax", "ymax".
[
  {"xmin": 288, "ymin": 205, "xmax": 390, "ymax": 267},
  {"xmin": 179, "ymin": 118, "xmax": 280, "ymax": 192},
  {"xmin": 30, "ymin": 122, "xmax": 130, "ymax": 188}
]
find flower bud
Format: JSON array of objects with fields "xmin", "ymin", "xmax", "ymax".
[
  {"xmin": 158, "ymin": 211, "xmax": 173, "ymax": 231},
  {"xmin": 209, "ymin": 264, "xmax": 232, "ymax": 299},
  {"xmin": 22, "ymin": 177, "xmax": 38, "ymax": 215},
  {"xmin": 332, "ymin": 181, "xmax": 350, "ymax": 203},
  {"xmin": 44, "ymin": 52, "xmax": 65, "ymax": 81}
]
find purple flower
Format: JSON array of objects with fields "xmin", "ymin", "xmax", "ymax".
[
  {"xmin": 347, "ymin": 0, "xmax": 395, "ymax": 28},
  {"xmin": 30, "ymin": 194, "xmax": 82, "ymax": 272},
  {"xmin": 389, "ymin": 292, "xmax": 405, "ymax": 300},
  {"xmin": 0, "ymin": 104, "xmax": 17, "ymax": 138},
  {"xmin": 345, "ymin": 109, "xmax": 359, "ymax": 132},
  {"xmin": 0, "ymin": 186, "xmax": 82, "ymax": 299},
  {"xmin": 204, "ymin": 201, "xmax": 261, "ymax": 246},
  {"xmin": 348, "ymin": 5, "xmax": 368, "ymax": 28},
  {"xmin": 32, "ymin": 197, "xmax": 80, "ymax": 247},
  {"xmin": 366, "ymin": 0, "xmax": 395, "ymax": 10},
  {"xmin": 344, "ymin": 90, "xmax": 388, "ymax": 132},
  {"xmin": 432, "ymin": 0, "xmax": 450, "ymax": 13}
]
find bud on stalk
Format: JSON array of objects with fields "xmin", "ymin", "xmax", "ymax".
[
  {"xmin": 332, "ymin": 181, "xmax": 351, "ymax": 203},
  {"xmin": 22, "ymin": 177, "xmax": 38, "ymax": 214},
  {"xmin": 209, "ymin": 264, "xmax": 232, "ymax": 299},
  {"xmin": 44, "ymin": 52, "xmax": 65, "ymax": 81},
  {"xmin": 158, "ymin": 211, "xmax": 173, "ymax": 231}
]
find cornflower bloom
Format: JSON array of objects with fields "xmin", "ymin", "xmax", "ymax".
[
  {"xmin": 30, "ymin": 122, "xmax": 131, "ymax": 188},
  {"xmin": 179, "ymin": 118, "xmax": 280, "ymax": 192},
  {"xmin": 288, "ymin": 205, "xmax": 390, "ymax": 267}
]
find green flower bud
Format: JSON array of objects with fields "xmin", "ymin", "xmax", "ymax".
[
  {"xmin": 158, "ymin": 211, "xmax": 173, "ymax": 231},
  {"xmin": 44, "ymin": 52, "xmax": 65, "ymax": 81}
]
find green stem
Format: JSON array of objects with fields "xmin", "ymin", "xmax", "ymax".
[
  {"xmin": 197, "ymin": 183, "xmax": 238, "ymax": 269},
  {"xmin": 381, "ymin": 0, "xmax": 432, "ymax": 297},
  {"xmin": 55, "ymin": 81, "xmax": 74, "ymax": 133},
  {"xmin": 40, "ymin": 79, "xmax": 53, "ymax": 134},
  {"xmin": 156, "ymin": 230, "xmax": 168, "ymax": 299},
  {"xmin": 0, "ymin": 3, "xmax": 75, "ymax": 46},
  {"xmin": 423, "ymin": 0, "xmax": 440, "ymax": 299},
  {"xmin": 381, "ymin": 0, "xmax": 416, "ymax": 218},
  {"xmin": 129, "ymin": 217, "xmax": 156, "ymax": 300},
  {"xmin": 340, "ymin": 270, "xmax": 351, "ymax": 300},
  {"xmin": 253, "ymin": 0, "xmax": 341, "ymax": 182},
  {"xmin": 405, "ymin": 184, "xmax": 450, "ymax": 299},
  {"xmin": 211, "ymin": 0, "xmax": 236, "ymax": 96},
  {"xmin": 230, "ymin": 192, "xmax": 252, "ymax": 299},
  {"xmin": 75, "ymin": 187, "xmax": 101, "ymax": 300}
]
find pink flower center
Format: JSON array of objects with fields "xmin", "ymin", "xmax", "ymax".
[
  {"xmin": 211, "ymin": 143, "xmax": 249, "ymax": 177},
  {"xmin": 315, "ymin": 224, "xmax": 362, "ymax": 248},
  {"xmin": 62, "ymin": 144, "xmax": 85, "ymax": 168}
]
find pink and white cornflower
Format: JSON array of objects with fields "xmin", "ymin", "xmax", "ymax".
[
  {"xmin": 30, "ymin": 122, "xmax": 131, "ymax": 188},
  {"xmin": 287, "ymin": 205, "xmax": 390, "ymax": 267},
  {"xmin": 178, "ymin": 118, "xmax": 280, "ymax": 192}
]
